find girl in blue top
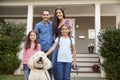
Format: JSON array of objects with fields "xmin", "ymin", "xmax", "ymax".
[{"xmin": 46, "ymin": 24, "xmax": 76, "ymax": 80}]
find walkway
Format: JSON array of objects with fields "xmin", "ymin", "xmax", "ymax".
[
  {"xmin": 71, "ymin": 77, "xmax": 107, "ymax": 80},
  {"xmin": 51, "ymin": 77, "xmax": 107, "ymax": 80}
]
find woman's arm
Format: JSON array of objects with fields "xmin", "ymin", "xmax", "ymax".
[
  {"xmin": 46, "ymin": 42, "xmax": 58, "ymax": 56},
  {"xmin": 65, "ymin": 19, "xmax": 73, "ymax": 37}
]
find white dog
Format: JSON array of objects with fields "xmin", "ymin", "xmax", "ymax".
[{"xmin": 28, "ymin": 51, "xmax": 52, "ymax": 80}]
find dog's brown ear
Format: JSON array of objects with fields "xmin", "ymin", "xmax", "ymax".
[{"xmin": 27, "ymin": 56, "xmax": 34, "ymax": 69}]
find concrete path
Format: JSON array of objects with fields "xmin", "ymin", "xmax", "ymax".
[
  {"xmin": 71, "ymin": 77, "xmax": 107, "ymax": 80},
  {"xmin": 51, "ymin": 75, "xmax": 107, "ymax": 80}
]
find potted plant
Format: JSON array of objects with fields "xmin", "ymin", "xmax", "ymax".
[
  {"xmin": 88, "ymin": 43, "xmax": 94, "ymax": 53},
  {"xmin": 92, "ymin": 64, "xmax": 100, "ymax": 72}
]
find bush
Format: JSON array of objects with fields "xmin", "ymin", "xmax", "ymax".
[
  {"xmin": 99, "ymin": 27, "xmax": 120, "ymax": 80},
  {"xmin": 0, "ymin": 22, "xmax": 26, "ymax": 74}
]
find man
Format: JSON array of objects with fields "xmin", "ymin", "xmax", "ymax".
[{"xmin": 35, "ymin": 10, "xmax": 54, "ymax": 79}]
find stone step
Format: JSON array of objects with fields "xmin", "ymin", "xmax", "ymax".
[
  {"xmin": 76, "ymin": 61, "xmax": 99, "ymax": 66},
  {"xmin": 71, "ymin": 77, "xmax": 106, "ymax": 80},
  {"xmin": 71, "ymin": 66, "xmax": 93, "ymax": 72},
  {"xmin": 76, "ymin": 57, "xmax": 99, "ymax": 62},
  {"xmin": 71, "ymin": 72, "xmax": 101, "ymax": 77},
  {"xmin": 72, "ymin": 53, "xmax": 101, "ymax": 77},
  {"xmin": 76, "ymin": 53, "xmax": 99, "ymax": 57}
]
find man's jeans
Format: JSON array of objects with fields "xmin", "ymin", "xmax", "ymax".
[
  {"xmin": 52, "ymin": 48, "xmax": 58, "ymax": 80},
  {"xmin": 43, "ymin": 50, "xmax": 53, "ymax": 79}
]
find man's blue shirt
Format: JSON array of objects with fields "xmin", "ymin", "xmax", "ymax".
[{"xmin": 35, "ymin": 20, "xmax": 54, "ymax": 51}]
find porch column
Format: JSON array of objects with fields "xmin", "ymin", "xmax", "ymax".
[
  {"xmin": 95, "ymin": 3, "xmax": 101, "ymax": 53},
  {"xmin": 26, "ymin": 4, "xmax": 34, "ymax": 34},
  {"xmin": 116, "ymin": 16, "xmax": 120, "ymax": 28},
  {"xmin": 95, "ymin": 3, "xmax": 106, "ymax": 78}
]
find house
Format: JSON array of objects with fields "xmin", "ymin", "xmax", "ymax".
[{"xmin": 0, "ymin": 0, "xmax": 120, "ymax": 78}]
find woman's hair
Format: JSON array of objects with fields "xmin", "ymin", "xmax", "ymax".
[
  {"xmin": 24, "ymin": 30, "xmax": 39, "ymax": 50},
  {"xmin": 52, "ymin": 7, "xmax": 66, "ymax": 34}
]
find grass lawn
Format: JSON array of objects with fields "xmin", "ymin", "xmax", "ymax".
[
  {"xmin": 0, "ymin": 75, "xmax": 24, "ymax": 80},
  {"xmin": 0, "ymin": 75, "xmax": 107, "ymax": 80}
]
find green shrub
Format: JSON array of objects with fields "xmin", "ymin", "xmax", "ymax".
[
  {"xmin": 99, "ymin": 27, "xmax": 120, "ymax": 80},
  {"xmin": 0, "ymin": 22, "xmax": 26, "ymax": 74}
]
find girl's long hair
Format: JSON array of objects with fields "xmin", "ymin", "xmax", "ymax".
[
  {"xmin": 52, "ymin": 7, "xmax": 66, "ymax": 35},
  {"xmin": 24, "ymin": 30, "xmax": 39, "ymax": 50}
]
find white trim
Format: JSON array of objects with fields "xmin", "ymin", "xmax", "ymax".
[
  {"xmin": 0, "ymin": 15, "xmax": 27, "ymax": 17},
  {"xmin": 0, "ymin": 14, "xmax": 119, "ymax": 18},
  {"xmin": 0, "ymin": 1, "xmax": 93, "ymax": 6},
  {"xmin": 0, "ymin": 1, "xmax": 120, "ymax": 6},
  {"xmin": 100, "ymin": 0, "xmax": 120, "ymax": 4},
  {"xmin": 116, "ymin": 16, "xmax": 120, "ymax": 28}
]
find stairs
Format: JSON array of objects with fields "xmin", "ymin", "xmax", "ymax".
[{"xmin": 71, "ymin": 53, "xmax": 101, "ymax": 77}]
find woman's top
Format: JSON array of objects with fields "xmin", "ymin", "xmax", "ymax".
[
  {"xmin": 55, "ymin": 37, "xmax": 75, "ymax": 62},
  {"xmin": 55, "ymin": 19, "xmax": 72, "ymax": 37},
  {"xmin": 22, "ymin": 44, "xmax": 41, "ymax": 64}
]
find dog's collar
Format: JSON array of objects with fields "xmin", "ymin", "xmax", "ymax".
[{"xmin": 34, "ymin": 67, "xmax": 44, "ymax": 70}]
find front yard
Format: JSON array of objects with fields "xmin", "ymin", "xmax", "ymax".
[
  {"xmin": 0, "ymin": 75, "xmax": 24, "ymax": 80},
  {"xmin": 0, "ymin": 75, "xmax": 107, "ymax": 80}
]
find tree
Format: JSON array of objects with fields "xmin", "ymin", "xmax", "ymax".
[
  {"xmin": 99, "ymin": 27, "xmax": 120, "ymax": 80},
  {"xmin": 0, "ymin": 22, "xmax": 26, "ymax": 74}
]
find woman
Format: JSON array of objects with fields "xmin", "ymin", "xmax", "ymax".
[{"xmin": 52, "ymin": 7, "xmax": 73, "ymax": 80}]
